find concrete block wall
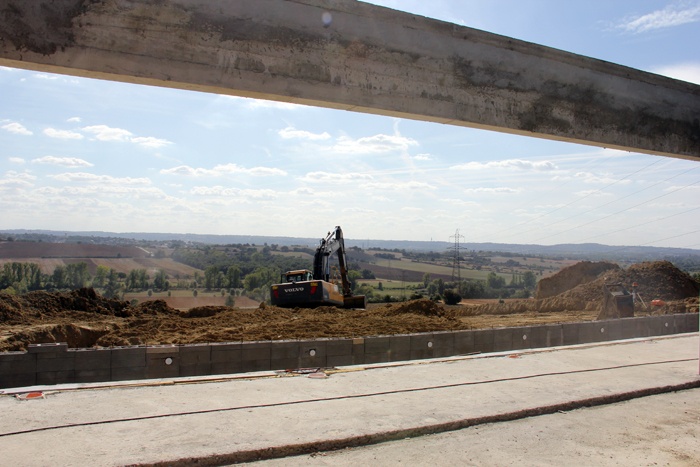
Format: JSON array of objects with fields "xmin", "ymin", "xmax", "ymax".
[{"xmin": 1, "ymin": 313, "xmax": 697, "ymax": 389}]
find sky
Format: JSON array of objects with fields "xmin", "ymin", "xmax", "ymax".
[{"xmin": 1, "ymin": 1, "xmax": 699, "ymax": 249}]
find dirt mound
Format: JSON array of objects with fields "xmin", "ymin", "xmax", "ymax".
[
  {"xmin": 535, "ymin": 261, "xmax": 619, "ymax": 299},
  {"xmin": 559, "ymin": 261, "xmax": 699, "ymax": 304},
  {"xmin": 0, "ymin": 288, "xmax": 132, "ymax": 324},
  {"xmin": 465, "ymin": 261, "xmax": 698, "ymax": 316},
  {"xmin": 180, "ymin": 306, "xmax": 230, "ymax": 318},
  {"xmin": 0, "ymin": 295, "xmax": 466, "ymax": 351},
  {"xmin": 382, "ymin": 299, "xmax": 449, "ymax": 317},
  {"xmin": 135, "ymin": 299, "xmax": 178, "ymax": 315}
]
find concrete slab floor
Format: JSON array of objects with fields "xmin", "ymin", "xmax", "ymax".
[{"xmin": 0, "ymin": 334, "xmax": 698, "ymax": 466}]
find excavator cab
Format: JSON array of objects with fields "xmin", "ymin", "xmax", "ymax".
[{"xmin": 282, "ymin": 270, "xmax": 313, "ymax": 283}]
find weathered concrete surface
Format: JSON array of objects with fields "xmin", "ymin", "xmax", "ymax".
[
  {"xmin": 0, "ymin": 334, "xmax": 698, "ymax": 466},
  {"xmin": 0, "ymin": 0, "xmax": 698, "ymax": 160},
  {"xmin": 257, "ymin": 389, "xmax": 700, "ymax": 466}
]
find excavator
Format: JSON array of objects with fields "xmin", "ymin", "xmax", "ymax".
[{"xmin": 270, "ymin": 226, "xmax": 367, "ymax": 308}]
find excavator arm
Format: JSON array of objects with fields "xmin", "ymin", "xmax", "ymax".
[{"xmin": 312, "ymin": 226, "xmax": 352, "ymax": 297}]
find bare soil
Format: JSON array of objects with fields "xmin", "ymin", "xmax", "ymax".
[{"xmin": 0, "ymin": 261, "xmax": 697, "ymax": 352}]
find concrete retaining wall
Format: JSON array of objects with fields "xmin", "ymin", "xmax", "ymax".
[{"xmin": 1, "ymin": 313, "xmax": 697, "ymax": 389}]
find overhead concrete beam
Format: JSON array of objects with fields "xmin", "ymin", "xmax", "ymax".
[{"xmin": 0, "ymin": 0, "xmax": 698, "ymax": 160}]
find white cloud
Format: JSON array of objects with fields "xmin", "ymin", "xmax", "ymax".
[
  {"xmin": 160, "ymin": 163, "xmax": 286, "ymax": 177},
  {"xmin": 464, "ymin": 187, "xmax": 519, "ymax": 194},
  {"xmin": 8, "ymin": 157, "xmax": 25, "ymax": 164},
  {"xmin": 82, "ymin": 125, "xmax": 133, "ymax": 142},
  {"xmin": 413, "ymin": 153, "xmax": 433, "ymax": 161},
  {"xmin": 1, "ymin": 122, "xmax": 33, "ymax": 135},
  {"xmin": 246, "ymin": 99, "xmax": 306, "ymax": 110},
  {"xmin": 190, "ymin": 186, "xmax": 279, "ymax": 200},
  {"xmin": 0, "ymin": 171, "xmax": 36, "ymax": 189},
  {"xmin": 49, "ymin": 172, "xmax": 151, "ymax": 185},
  {"xmin": 278, "ymin": 126, "xmax": 331, "ymax": 141},
  {"xmin": 43, "ymin": 128, "xmax": 84, "ymax": 140},
  {"xmin": 332, "ymin": 134, "xmax": 419, "ymax": 154},
  {"xmin": 34, "ymin": 73, "xmax": 60, "ymax": 80},
  {"xmin": 299, "ymin": 171, "xmax": 374, "ymax": 183},
  {"xmin": 451, "ymin": 159, "xmax": 557, "ymax": 171},
  {"xmin": 653, "ymin": 62, "xmax": 700, "ymax": 85},
  {"xmin": 616, "ymin": 4, "xmax": 700, "ymax": 33},
  {"xmin": 81, "ymin": 125, "xmax": 173, "ymax": 148},
  {"xmin": 32, "ymin": 156, "xmax": 93, "ymax": 168},
  {"xmin": 574, "ymin": 189, "xmax": 612, "ymax": 197},
  {"xmin": 574, "ymin": 171, "xmax": 630, "ymax": 184},
  {"xmin": 291, "ymin": 187, "xmax": 316, "ymax": 196},
  {"xmin": 361, "ymin": 180, "xmax": 436, "ymax": 191},
  {"xmin": 67, "ymin": 117, "xmax": 81, "ymax": 123},
  {"xmin": 130, "ymin": 136, "xmax": 173, "ymax": 149},
  {"xmin": 215, "ymin": 163, "xmax": 287, "ymax": 177},
  {"xmin": 440, "ymin": 198, "xmax": 479, "ymax": 207}
]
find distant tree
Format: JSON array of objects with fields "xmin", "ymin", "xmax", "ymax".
[
  {"xmin": 52, "ymin": 265, "xmax": 67, "ymax": 289},
  {"xmin": 203, "ymin": 265, "xmax": 221, "ymax": 290},
  {"xmin": 103, "ymin": 269, "xmax": 121, "ymax": 299},
  {"xmin": 65, "ymin": 262, "xmax": 90, "ymax": 289},
  {"xmin": 347, "ymin": 270, "xmax": 362, "ymax": 291},
  {"xmin": 225, "ymin": 294, "xmax": 235, "ymax": 307},
  {"xmin": 522, "ymin": 271, "xmax": 537, "ymax": 289},
  {"xmin": 423, "ymin": 273, "xmax": 431, "ymax": 288},
  {"xmin": 93, "ymin": 265, "xmax": 109, "ymax": 288},
  {"xmin": 443, "ymin": 289, "xmax": 462, "ymax": 305},
  {"xmin": 487, "ymin": 272, "xmax": 506, "ymax": 289},
  {"xmin": 152, "ymin": 269, "xmax": 167, "ymax": 291},
  {"xmin": 226, "ymin": 265, "xmax": 242, "ymax": 289}
]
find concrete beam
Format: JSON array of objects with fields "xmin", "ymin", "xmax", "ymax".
[{"xmin": 1, "ymin": 0, "xmax": 698, "ymax": 160}]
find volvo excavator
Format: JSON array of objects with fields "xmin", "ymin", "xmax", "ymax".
[{"xmin": 270, "ymin": 226, "xmax": 367, "ymax": 308}]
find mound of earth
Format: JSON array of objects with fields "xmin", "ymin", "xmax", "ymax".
[
  {"xmin": 465, "ymin": 261, "xmax": 699, "ymax": 316},
  {"xmin": 0, "ymin": 288, "xmax": 132, "ymax": 325},
  {"xmin": 535, "ymin": 261, "xmax": 619, "ymax": 299}
]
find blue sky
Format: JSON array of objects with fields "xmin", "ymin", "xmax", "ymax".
[{"xmin": 1, "ymin": 1, "xmax": 699, "ymax": 248}]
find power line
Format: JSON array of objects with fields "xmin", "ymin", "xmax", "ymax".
[
  {"xmin": 574, "ymin": 205, "xmax": 700, "ymax": 243},
  {"xmin": 519, "ymin": 165, "xmax": 699, "ymax": 236},
  {"xmin": 493, "ymin": 157, "xmax": 665, "ymax": 242},
  {"xmin": 530, "ymin": 179, "xmax": 700, "ymax": 243}
]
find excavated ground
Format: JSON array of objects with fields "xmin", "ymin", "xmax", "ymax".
[{"xmin": 0, "ymin": 261, "xmax": 697, "ymax": 352}]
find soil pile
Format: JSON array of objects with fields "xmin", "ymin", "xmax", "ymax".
[
  {"xmin": 535, "ymin": 261, "xmax": 619, "ymax": 299},
  {"xmin": 0, "ymin": 288, "xmax": 132, "ymax": 325},
  {"xmin": 0, "ymin": 295, "xmax": 468, "ymax": 351},
  {"xmin": 463, "ymin": 261, "xmax": 699, "ymax": 316}
]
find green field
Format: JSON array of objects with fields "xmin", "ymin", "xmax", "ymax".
[{"xmin": 372, "ymin": 259, "xmax": 510, "ymax": 281}]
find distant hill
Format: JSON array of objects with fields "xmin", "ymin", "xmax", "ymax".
[{"xmin": 2, "ymin": 229, "xmax": 699, "ymax": 261}]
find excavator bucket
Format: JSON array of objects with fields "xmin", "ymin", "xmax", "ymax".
[{"xmin": 343, "ymin": 295, "xmax": 367, "ymax": 309}]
